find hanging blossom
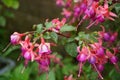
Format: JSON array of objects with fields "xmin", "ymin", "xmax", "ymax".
[
  {"xmin": 56, "ymin": 0, "xmax": 117, "ymax": 29},
  {"xmin": 10, "ymin": 33, "xmax": 62, "ymax": 72},
  {"xmin": 76, "ymin": 26, "xmax": 119, "ymax": 79},
  {"xmin": 9, "ymin": 18, "xmax": 66, "ymax": 73},
  {"xmin": 76, "ymin": 43, "xmax": 119, "ymax": 79},
  {"xmin": 98, "ymin": 25, "xmax": 118, "ymax": 43},
  {"xmin": 50, "ymin": 18, "xmax": 66, "ymax": 33}
]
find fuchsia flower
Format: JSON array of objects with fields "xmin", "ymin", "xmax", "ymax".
[
  {"xmin": 36, "ymin": 54, "xmax": 50, "ymax": 72},
  {"xmin": 76, "ymin": 41, "xmax": 107, "ymax": 79},
  {"xmin": 106, "ymin": 50, "xmax": 118, "ymax": 64},
  {"xmin": 56, "ymin": 0, "xmax": 65, "ymax": 6},
  {"xmin": 10, "ymin": 32, "xmax": 23, "ymax": 45},
  {"xmin": 77, "ymin": 46, "xmax": 88, "ymax": 62},
  {"xmin": 19, "ymin": 36, "xmax": 36, "ymax": 66},
  {"xmin": 38, "ymin": 38, "xmax": 51, "ymax": 55},
  {"xmin": 61, "ymin": 8, "xmax": 72, "ymax": 18},
  {"xmin": 97, "ymin": 2, "xmax": 117, "ymax": 21},
  {"xmin": 98, "ymin": 25, "xmax": 118, "ymax": 42},
  {"xmin": 51, "ymin": 18, "xmax": 66, "ymax": 33}
]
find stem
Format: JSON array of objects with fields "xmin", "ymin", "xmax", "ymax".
[
  {"xmin": 86, "ymin": 20, "xmax": 97, "ymax": 29},
  {"xmin": 57, "ymin": 33, "xmax": 70, "ymax": 38},
  {"xmin": 100, "ymin": 25, "xmax": 105, "ymax": 32},
  {"xmin": 2, "ymin": 43, "xmax": 11, "ymax": 52},
  {"xmin": 76, "ymin": 19, "xmax": 84, "ymax": 31},
  {"xmin": 114, "ymin": 64, "xmax": 120, "ymax": 73}
]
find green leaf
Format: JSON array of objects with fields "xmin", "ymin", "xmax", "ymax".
[
  {"xmin": 65, "ymin": 43, "xmax": 78, "ymax": 57},
  {"xmin": 115, "ymin": 3, "xmax": 120, "ymax": 14},
  {"xmin": 37, "ymin": 73, "xmax": 47, "ymax": 80},
  {"xmin": 109, "ymin": 68, "xmax": 120, "ymax": 80},
  {"xmin": 60, "ymin": 24, "xmax": 76, "ymax": 32},
  {"xmin": 0, "ymin": 16, "xmax": 6, "ymax": 27},
  {"xmin": 10, "ymin": 64, "xmax": 31, "ymax": 80},
  {"xmin": 48, "ymin": 70, "xmax": 56, "ymax": 80},
  {"xmin": 50, "ymin": 32, "xmax": 58, "ymax": 43},
  {"xmin": 3, "ymin": 46, "xmax": 20, "ymax": 57},
  {"xmin": 36, "ymin": 24, "xmax": 43, "ymax": 33},
  {"xmin": 1, "ymin": 0, "xmax": 19, "ymax": 9},
  {"xmin": 37, "ymin": 70, "xmax": 55, "ymax": 80},
  {"xmin": 62, "ymin": 58, "xmax": 78, "ymax": 75},
  {"xmin": 43, "ymin": 32, "xmax": 51, "ymax": 39},
  {"xmin": 45, "ymin": 22, "xmax": 53, "ymax": 29}
]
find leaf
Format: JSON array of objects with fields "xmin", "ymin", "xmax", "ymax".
[
  {"xmin": 36, "ymin": 24, "xmax": 43, "ymax": 33},
  {"xmin": 48, "ymin": 70, "xmax": 56, "ymax": 80},
  {"xmin": 10, "ymin": 64, "xmax": 31, "ymax": 80},
  {"xmin": 45, "ymin": 22, "xmax": 53, "ymax": 29},
  {"xmin": 60, "ymin": 24, "xmax": 76, "ymax": 32},
  {"xmin": 3, "ymin": 46, "xmax": 20, "ymax": 57},
  {"xmin": 37, "ymin": 73, "xmax": 47, "ymax": 80},
  {"xmin": 1, "ymin": 0, "xmax": 19, "ymax": 9},
  {"xmin": 65, "ymin": 43, "xmax": 78, "ymax": 57},
  {"xmin": 37, "ymin": 70, "xmax": 55, "ymax": 80},
  {"xmin": 62, "ymin": 58, "xmax": 78, "ymax": 75},
  {"xmin": 50, "ymin": 32, "xmax": 58, "ymax": 43},
  {"xmin": 43, "ymin": 32, "xmax": 51, "ymax": 39},
  {"xmin": 115, "ymin": 3, "xmax": 120, "ymax": 14},
  {"xmin": 0, "ymin": 16, "xmax": 6, "ymax": 27},
  {"xmin": 109, "ymin": 68, "xmax": 120, "ymax": 80}
]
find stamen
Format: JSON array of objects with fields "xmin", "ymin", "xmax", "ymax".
[
  {"xmin": 17, "ymin": 55, "xmax": 21, "ymax": 61},
  {"xmin": 78, "ymin": 62, "xmax": 83, "ymax": 77},
  {"xmin": 93, "ymin": 64, "xmax": 103, "ymax": 80},
  {"xmin": 21, "ymin": 66, "xmax": 25, "ymax": 73}
]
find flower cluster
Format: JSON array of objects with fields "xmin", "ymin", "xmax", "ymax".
[
  {"xmin": 10, "ymin": 18, "xmax": 66, "ymax": 73},
  {"xmin": 56, "ymin": 0, "xmax": 117, "ymax": 29},
  {"xmin": 76, "ymin": 26, "xmax": 119, "ymax": 79},
  {"xmin": 8, "ymin": 0, "xmax": 120, "ymax": 79}
]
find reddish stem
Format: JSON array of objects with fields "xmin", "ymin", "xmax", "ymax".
[{"xmin": 86, "ymin": 20, "xmax": 97, "ymax": 29}]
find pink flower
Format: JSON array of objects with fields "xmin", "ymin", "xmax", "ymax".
[
  {"xmin": 23, "ymin": 51, "xmax": 35, "ymax": 61},
  {"xmin": 61, "ymin": 8, "xmax": 72, "ymax": 18},
  {"xmin": 96, "ymin": 2, "xmax": 117, "ymax": 21},
  {"xmin": 51, "ymin": 18, "xmax": 66, "ymax": 33},
  {"xmin": 38, "ymin": 38, "xmax": 51, "ymax": 55},
  {"xmin": 10, "ymin": 32, "xmax": 22, "ymax": 45},
  {"xmin": 56, "ymin": 0, "xmax": 65, "ymax": 6},
  {"xmin": 20, "ymin": 36, "xmax": 36, "ymax": 62},
  {"xmin": 77, "ymin": 46, "xmax": 88, "ymax": 62}
]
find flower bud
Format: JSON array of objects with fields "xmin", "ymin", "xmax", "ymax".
[
  {"xmin": 77, "ymin": 54, "xmax": 87, "ymax": 62},
  {"xmin": 10, "ymin": 32, "xmax": 21, "ymax": 45},
  {"xmin": 110, "ymin": 56, "xmax": 118, "ymax": 64},
  {"xmin": 110, "ymin": 35, "xmax": 116, "ymax": 42},
  {"xmin": 97, "ymin": 15, "xmax": 105, "ymax": 22},
  {"xmin": 97, "ymin": 64, "xmax": 104, "ymax": 72},
  {"xmin": 96, "ymin": 48, "xmax": 104, "ymax": 57},
  {"xmin": 103, "ymin": 33, "xmax": 110, "ymax": 41},
  {"xmin": 89, "ymin": 56, "xmax": 96, "ymax": 64},
  {"xmin": 23, "ymin": 51, "xmax": 31, "ymax": 60}
]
